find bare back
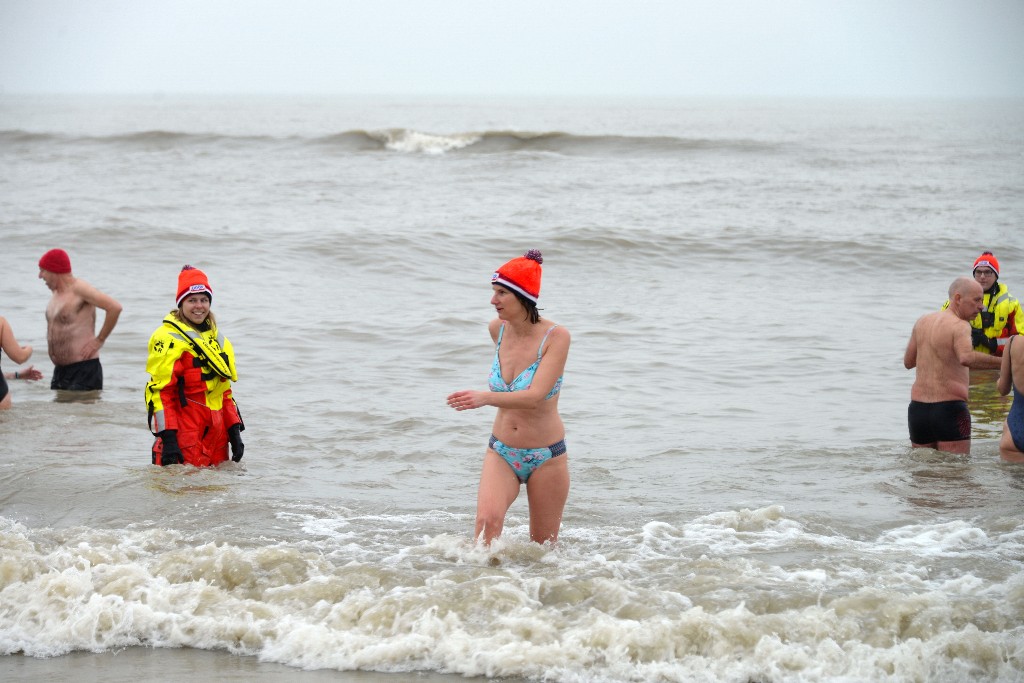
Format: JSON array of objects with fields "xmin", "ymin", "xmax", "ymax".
[
  {"xmin": 905, "ymin": 309, "xmax": 972, "ymax": 403},
  {"xmin": 998, "ymin": 335, "xmax": 1024, "ymax": 397},
  {"xmin": 46, "ymin": 282, "xmax": 98, "ymax": 365},
  {"xmin": 1011, "ymin": 337, "xmax": 1024, "ymax": 394}
]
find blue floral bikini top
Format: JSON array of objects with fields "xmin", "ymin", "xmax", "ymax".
[{"xmin": 488, "ymin": 324, "xmax": 563, "ymax": 400}]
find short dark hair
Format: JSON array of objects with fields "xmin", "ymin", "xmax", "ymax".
[{"xmin": 513, "ymin": 290, "xmax": 541, "ymax": 324}]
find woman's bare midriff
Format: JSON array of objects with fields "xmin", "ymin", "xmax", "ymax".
[{"xmin": 491, "ymin": 402, "xmax": 565, "ymax": 448}]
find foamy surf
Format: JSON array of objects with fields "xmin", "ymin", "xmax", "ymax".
[{"xmin": 2, "ymin": 507, "xmax": 1022, "ymax": 681}]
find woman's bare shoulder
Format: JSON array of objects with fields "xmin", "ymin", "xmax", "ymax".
[{"xmin": 546, "ymin": 321, "xmax": 570, "ymax": 342}]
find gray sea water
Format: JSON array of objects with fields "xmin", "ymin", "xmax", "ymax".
[{"xmin": 1, "ymin": 95, "xmax": 1024, "ymax": 682}]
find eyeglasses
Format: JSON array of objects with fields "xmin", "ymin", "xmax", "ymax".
[{"xmin": 974, "ymin": 269, "xmax": 996, "ymax": 277}]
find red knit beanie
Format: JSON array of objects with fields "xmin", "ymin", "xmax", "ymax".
[
  {"xmin": 491, "ymin": 249, "xmax": 543, "ymax": 302},
  {"xmin": 38, "ymin": 248, "xmax": 72, "ymax": 274},
  {"xmin": 972, "ymin": 251, "xmax": 999, "ymax": 278},
  {"xmin": 176, "ymin": 265, "xmax": 214, "ymax": 306}
]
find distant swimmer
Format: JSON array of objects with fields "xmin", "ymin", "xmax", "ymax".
[
  {"xmin": 941, "ymin": 251, "xmax": 1022, "ymax": 357},
  {"xmin": 145, "ymin": 266, "xmax": 244, "ymax": 467},
  {"xmin": 39, "ymin": 248, "xmax": 122, "ymax": 391},
  {"xmin": 447, "ymin": 249, "xmax": 571, "ymax": 545},
  {"xmin": 996, "ymin": 335, "xmax": 1024, "ymax": 463},
  {"xmin": 905, "ymin": 277, "xmax": 1001, "ymax": 454},
  {"xmin": 0, "ymin": 315, "xmax": 44, "ymax": 409}
]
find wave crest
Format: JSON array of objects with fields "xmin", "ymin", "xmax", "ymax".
[{"xmin": 1, "ymin": 128, "xmax": 779, "ymax": 157}]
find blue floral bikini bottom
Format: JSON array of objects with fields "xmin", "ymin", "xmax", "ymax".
[{"xmin": 488, "ymin": 434, "xmax": 566, "ymax": 483}]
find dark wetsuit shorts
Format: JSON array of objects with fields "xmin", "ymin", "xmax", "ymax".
[
  {"xmin": 51, "ymin": 358, "xmax": 103, "ymax": 391},
  {"xmin": 0, "ymin": 372, "xmax": 8, "ymax": 402},
  {"xmin": 908, "ymin": 400, "xmax": 971, "ymax": 444}
]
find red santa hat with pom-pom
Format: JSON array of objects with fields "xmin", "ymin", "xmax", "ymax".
[{"xmin": 491, "ymin": 249, "xmax": 544, "ymax": 302}]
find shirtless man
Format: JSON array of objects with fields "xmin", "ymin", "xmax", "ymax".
[
  {"xmin": 38, "ymin": 248, "xmax": 122, "ymax": 391},
  {"xmin": 904, "ymin": 276, "xmax": 1001, "ymax": 454}
]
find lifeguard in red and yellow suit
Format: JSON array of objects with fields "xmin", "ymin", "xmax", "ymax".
[
  {"xmin": 942, "ymin": 251, "xmax": 1022, "ymax": 357},
  {"xmin": 146, "ymin": 265, "xmax": 244, "ymax": 467}
]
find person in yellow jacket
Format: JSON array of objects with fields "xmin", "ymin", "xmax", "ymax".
[
  {"xmin": 145, "ymin": 265, "xmax": 244, "ymax": 467},
  {"xmin": 942, "ymin": 251, "xmax": 1022, "ymax": 357}
]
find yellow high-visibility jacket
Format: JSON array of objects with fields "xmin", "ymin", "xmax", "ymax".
[
  {"xmin": 145, "ymin": 314, "xmax": 240, "ymax": 434},
  {"xmin": 942, "ymin": 282, "xmax": 1022, "ymax": 356}
]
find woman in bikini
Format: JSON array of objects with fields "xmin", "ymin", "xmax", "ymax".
[
  {"xmin": 996, "ymin": 334, "xmax": 1024, "ymax": 463},
  {"xmin": 447, "ymin": 249, "xmax": 571, "ymax": 545}
]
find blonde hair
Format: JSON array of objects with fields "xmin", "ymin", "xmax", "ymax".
[{"xmin": 169, "ymin": 309, "xmax": 217, "ymax": 331}]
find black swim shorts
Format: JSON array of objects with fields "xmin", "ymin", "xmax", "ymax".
[
  {"xmin": 51, "ymin": 358, "xmax": 103, "ymax": 391},
  {"xmin": 907, "ymin": 400, "xmax": 971, "ymax": 444},
  {"xmin": 0, "ymin": 372, "xmax": 8, "ymax": 402}
]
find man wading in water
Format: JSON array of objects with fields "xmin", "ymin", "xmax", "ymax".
[
  {"xmin": 904, "ymin": 276, "xmax": 1000, "ymax": 454},
  {"xmin": 39, "ymin": 248, "xmax": 122, "ymax": 392}
]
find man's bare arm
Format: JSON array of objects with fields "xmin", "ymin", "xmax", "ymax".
[
  {"xmin": 954, "ymin": 325, "xmax": 1001, "ymax": 370},
  {"xmin": 903, "ymin": 322, "xmax": 919, "ymax": 370},
  {"xmin": 75, "ymin": 280, "xmax": 122, "ymax": 343}
]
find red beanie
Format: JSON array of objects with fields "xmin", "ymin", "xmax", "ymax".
[
  {"xmin": 38, "ymin": 248, "xmax": 72, "ymax": 274},
  {"xmin": 176, "ymin": 265, "xmax": 214, "ymax": 306},
  {"xmin": 973, "ymin": 251, "xmax": 1000, "ymax": 277},
  {"xmin": 491, "ymin": 249, "xmax": 543, "ymax": 302}
]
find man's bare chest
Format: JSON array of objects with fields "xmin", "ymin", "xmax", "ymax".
[{"xmin": 47, "ymin": 294, "xmax": 89, "ymax": 326}]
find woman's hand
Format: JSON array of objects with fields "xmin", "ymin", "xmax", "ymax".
[
  {"xmin": 15, "ymin": 365, "xmax": 43, "ymax": 381},
  {"xmin": 447, "ymin": 390, "xmax": 487, "ymax": 411}
]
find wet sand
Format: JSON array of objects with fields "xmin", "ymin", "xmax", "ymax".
[{"xmin": 0, "ymin": 647, "xmax": 524, "ymax": 683}]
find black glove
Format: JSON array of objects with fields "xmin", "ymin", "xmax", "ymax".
[
  {"xmin": 158, "ymin": 430, "xmax": 183, "ymax": 466},
  {"xmin": 228, "ymin": 423, "xmax": 244, "ymax": 462},
  {"xmin": 971, "ymin": 328, "xmax": 998, "ymax": 352}
]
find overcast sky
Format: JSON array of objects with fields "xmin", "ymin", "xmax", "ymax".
[{"xmin": 1, "ymin": 0, "xmax": 1022, "ymax": 98}]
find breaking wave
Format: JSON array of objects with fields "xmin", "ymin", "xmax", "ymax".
[{"xmin": 0, "ymin": 128, "xmax": 782, "ymax": 157}]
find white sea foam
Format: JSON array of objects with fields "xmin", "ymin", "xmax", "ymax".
[
  {"xmin": 4, "ymin": 510, "xmax": 1023, "ymax": 680},
  {"xmin": 373, "ymin": 128, "xmax": 481, "ymax": 155}
]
